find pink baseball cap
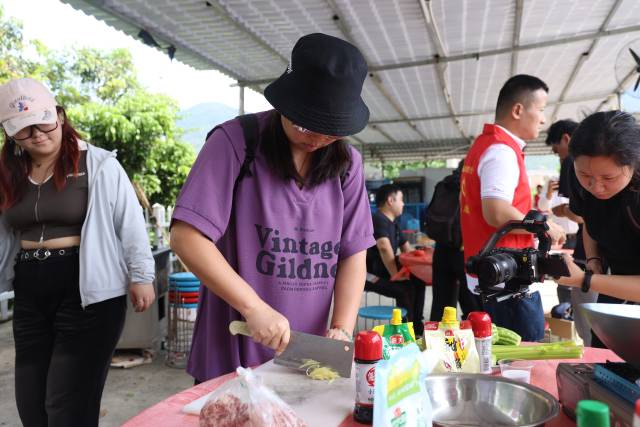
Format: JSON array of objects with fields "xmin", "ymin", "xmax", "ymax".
[{"xmin": 0, "ymin": 78, "xmax": 58, "ymax": 137}]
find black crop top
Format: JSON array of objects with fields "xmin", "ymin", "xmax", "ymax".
[{"xmin": 5, "ymin": 151, "xmax": 88, "ymax": 242}]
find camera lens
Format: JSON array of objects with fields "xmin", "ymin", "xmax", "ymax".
[{"xmin": 477, "ymin": 253, "xmax": 519, "ymax": 287}]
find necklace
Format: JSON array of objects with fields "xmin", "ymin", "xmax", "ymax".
[
  {"xmin": 295, "ymin": 154, "xmax": 312, "ymax": 188},
  {"xmin": 30, "ymin": 161, "xmax": 55, "ymax": 185}
]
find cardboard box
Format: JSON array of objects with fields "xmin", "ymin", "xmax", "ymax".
[{"xmin": 544, "ymin": 314, "xmax": 576, "ymax": 341}]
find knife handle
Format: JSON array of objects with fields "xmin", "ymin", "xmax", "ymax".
[{"xmin": 229, "ymin": 320, "xmax": 251, "ymax": 337}]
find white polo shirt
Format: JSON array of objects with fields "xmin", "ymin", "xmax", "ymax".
[{"xmin": 466, "ymin": 125, "xmax": 527, "ymax": 293}]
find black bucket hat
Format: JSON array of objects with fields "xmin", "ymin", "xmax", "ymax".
[{"xmin": 264, "ymin": 33, "xmax": 370, "ymax": 137}]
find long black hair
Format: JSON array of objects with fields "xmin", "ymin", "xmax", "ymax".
[
  {"xmin": 260, "ymin": 111, "xmax": 352, "ymax": 187},
  {"xmin": 569, "ymin": 111, "xmax": 640, "ymax": 189}
]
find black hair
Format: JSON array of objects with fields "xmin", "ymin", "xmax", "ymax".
[
  {"xmin": 496, "ymin": 74, "xmax": 549, "ymax": 119},
  {"xmin": 569, "ymin": 111, "xmax": 640, "ymax": 188},
  {"xmin": 375, "ymin": 184, "xmax": 401, "ymax": 208},
  {"xmin": 545, "ymin": 119, "xmax": 579, "ymax": 145},
  {"xmin": 260, "ymin": 111, "xmax": 351, "ymax": 187}
]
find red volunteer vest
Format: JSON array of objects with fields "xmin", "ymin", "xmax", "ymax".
[{"xmin": 460, "ymin": 124, "xmax": 533, "ymax": 268}]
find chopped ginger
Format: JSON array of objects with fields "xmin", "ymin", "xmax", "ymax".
[{"xmin": 299, "ymin": 359, "xmax": 340, "ymax": 382}]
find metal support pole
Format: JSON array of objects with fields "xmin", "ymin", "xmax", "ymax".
[
  {"xmin": 239, "ymin": 84, "xmax": 245, "ymax": 115},
  {"xmin": 617, "ymin": 91, "xmax": 622, "ymax": 110}
]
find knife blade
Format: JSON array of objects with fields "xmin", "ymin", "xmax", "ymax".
[{"xmin": 229, "ymin": 321, "xmax": 354, "ymax": 378}]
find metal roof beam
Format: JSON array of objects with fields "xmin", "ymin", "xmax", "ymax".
[
  {"xmin": 510, "ymin": 0, "xmax": 523, "ymax": 76},
  {"xmin": 419, "ymin": 0, "xmax": 470, "ymax": 142},
  {"xmin": 239, "ymin": 23, "xmax": 640, "ymax": 85},
  {"xmin": 64, "ymin": 0, "xmax": 247, "ymax": 81},
  {"xmin": 596, "ymin": 67, "xmax": 636, "ymax": 112},
  {"xmin": 369, "ymin": 124, "xmax": 398, "ymax": 144},
  {"xmin": 550, "ymin": 0, "xmax": 623, "ymax": 122},
  {"xmin": 325, "ymin": 0, "xmax": 428, "ymax": 142},
  {"xmin": 368, "ymin": 92, "xmax": 613, "ymax": 125},
  {"xmin": 204, "ymin": 0, "xmax": 287, "ymax": 64},
  {"xmin": 371, "ymin": 23, "xmax": 640, "ymax": 72}
]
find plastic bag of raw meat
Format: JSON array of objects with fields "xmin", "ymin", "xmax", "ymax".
[{"xmin": 199, "ymin": 366, "xmax": 308, "ymax": 427}]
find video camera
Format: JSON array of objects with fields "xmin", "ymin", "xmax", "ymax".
[{"xmin": 466, "ymin": 210, "xmax": 570, "ymax": 303}]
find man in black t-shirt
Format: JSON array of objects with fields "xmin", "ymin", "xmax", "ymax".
[
  {"xmin": 546, "ymin": 119, "xmax": 597, "ymax": 345},
  {"xmin": 365, "ymin": 184, "xmax": 426, "ymax": 335},
  {"xmin": 546, "ymin": 122, "xmax": 584, "ymax": 256}
]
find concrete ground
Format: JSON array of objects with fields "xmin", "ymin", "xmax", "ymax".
[
  {"xmin": 0, "ymin": 283, "xmax": 559, "ymax": 426},
  {"xmin": 0, "ymin": 319, "xmax": 193, "ymax": 427}
]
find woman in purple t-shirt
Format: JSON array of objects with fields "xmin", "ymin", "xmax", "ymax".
[{"xmin": 170, "ymin": 33, "xmax": 375, "ymax": 381}]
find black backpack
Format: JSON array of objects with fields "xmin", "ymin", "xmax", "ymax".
[
  {"xmin": 206, "ymin": 113, "xmax": 259, "ymax": 194},
  {"xmin": 425, "ymin": 172, "xmax": 462, "ymax": 248}
]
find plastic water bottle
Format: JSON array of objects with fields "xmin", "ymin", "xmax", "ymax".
[{"xmin": 467, "ymin": 311, "xmax": 493, "ymax": 374}]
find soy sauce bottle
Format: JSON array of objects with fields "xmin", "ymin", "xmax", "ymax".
[{"xmin": 353, "ymin": 330, "xmax": 382, "ymax": 424}]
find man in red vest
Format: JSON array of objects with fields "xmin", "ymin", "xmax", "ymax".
[{"xmin": 460, "ymin": 74, "xmax": 566, "ymax": 341}]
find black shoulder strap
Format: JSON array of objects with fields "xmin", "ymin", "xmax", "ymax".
[
  {"xmin": 205, "ymin": 113, "xmax": 259, "ymax": 191},
  {"xmin": 236, "ymin": 114, "xmax": 259, "ymax": 182}
]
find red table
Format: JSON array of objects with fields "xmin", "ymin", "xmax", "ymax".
[{"xmin": 122, "ymin": 347, "xmax": 621, "ymax": 427}]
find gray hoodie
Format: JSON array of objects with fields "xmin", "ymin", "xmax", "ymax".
[{"xmin": 0, "ymin": 141, "xmax": 155, "ymax": 307}]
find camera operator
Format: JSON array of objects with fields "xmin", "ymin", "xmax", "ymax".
[
  {"xmin": 556, "ymin": 111, "xmax": 640, "ymax": 345},
  {"xmin": 460, "ymin": 75, "xmax": 565, "ymax": 341}
]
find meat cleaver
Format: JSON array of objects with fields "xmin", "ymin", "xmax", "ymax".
[{"xmin": 229, "ymin": 320, "xmax": 354, "ymax": 378}]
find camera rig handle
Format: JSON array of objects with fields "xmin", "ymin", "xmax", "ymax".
[
  {"xmin": 474, "ymin": 210, "xmax": 551, "ymax": 259},
  {"xmin": 467, "ymin": 209, "xmax": 568, "ymax": 304}
]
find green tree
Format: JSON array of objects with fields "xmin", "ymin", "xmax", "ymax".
[
  {"xmin": 378, "ymin": 159, "xmax": 447, "ymax": 179},
  {"xmin": 41, "ymin": 47, "xmax": 140, "ymax": 107},
  {"xmin": 0, "ymin": 5, "xmax": 38, "ymax": 80},
  {"xmin": 69, "ymin": 91, "xmax": 194, "ymax": 206},
  {"xmin": 0, "ymin": 6, "xmax": 195, "ymax": 207}
]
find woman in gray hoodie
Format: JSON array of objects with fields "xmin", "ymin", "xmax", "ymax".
[{"xmin": 0, "ymin": 78, "xmax": 155, "ymax": 427}]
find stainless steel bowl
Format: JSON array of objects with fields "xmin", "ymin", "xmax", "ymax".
[
  {"xmin": 425, "ymin": 374, "xmax": 559, "ymax": 427},
  {"xmin": 578, "ymin": 303, "xmax": 640, "ymax": 369}
]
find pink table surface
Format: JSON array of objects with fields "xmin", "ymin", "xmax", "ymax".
[{"xmin": 122, "ymin": 347, "xmax": 622, "ymax": 427}]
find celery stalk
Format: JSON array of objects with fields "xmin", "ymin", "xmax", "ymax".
[{"xmin": 493, "ymin": 342, "xmax": 584, "ymax": 361}]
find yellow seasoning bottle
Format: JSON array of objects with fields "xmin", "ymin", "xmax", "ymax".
[
  {"xmin": 439, "ymin": 306, "xmax": 460, "ymax": 330},
  {"xmin": 439, "ymin": 306, "xmax": 464, "ymax": 370}
]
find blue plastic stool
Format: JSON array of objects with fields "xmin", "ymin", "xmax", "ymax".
[
  {"xmin": 169, "ymin": 272, "xmax": 200, "ymax": 283},
  {"xmin": 358, "ymin": 305, "xmax": 408, "ymax": 330},
  {"xmin": 169, "ymin": 272, "xmax": 201, "ymax": 308}
]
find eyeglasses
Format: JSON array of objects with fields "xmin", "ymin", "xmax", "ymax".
[
  {"xmin": 13, "ymin": 122, "xmax": 59, "ymax": 141},
  {"xmin": 291, "ymin": 123, "xmax": 339, "ymax": 141}
]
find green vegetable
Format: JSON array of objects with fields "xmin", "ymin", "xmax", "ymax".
[
  {"xmin": 495, "ymin": 326, "xmax": 522, "ymax": 346},
  {"xmin": 493, "ymin": 341, "xmax": 583, "ymax": 361},
  {"xmin": 491, "ymin": 323, "xmax": 499, "ymax": 344}
]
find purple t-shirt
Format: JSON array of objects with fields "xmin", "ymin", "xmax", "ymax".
[{"xmin": 172, "ymin": 111, "xmax": 375, "ymax": 381}]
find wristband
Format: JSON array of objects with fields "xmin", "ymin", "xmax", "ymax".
[
  {"xmin": 329, "ymin": 327, "xmax": 353, "ymax": 342},
  {"xmin": 581, "ymin": 270, "xmax": 593, "ymax": 293},
  {"xmin": 586, "ymin": 257, "xmax": 602, "ymax": 264}
]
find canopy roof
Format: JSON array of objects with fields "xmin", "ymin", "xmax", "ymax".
[{"xmin": 63, "ymin": 0, "xmax": 640, "ymax": 161}]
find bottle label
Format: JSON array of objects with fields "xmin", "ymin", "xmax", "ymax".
[
  {"xmin": 355, "ymin": 363, "xmax": 376, "ymax": 405},
  {"xmin": 475, "ymin": 337, "xmax": 493, "ymax": 374},
  {"xmin": 389, "ymin": 334, "xmax": 405, "ymax": 345}
]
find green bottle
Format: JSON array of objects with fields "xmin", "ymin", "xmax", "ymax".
[{"xmin": 576, "ymin": 400, "xmax": 610, "ymax": 427}]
